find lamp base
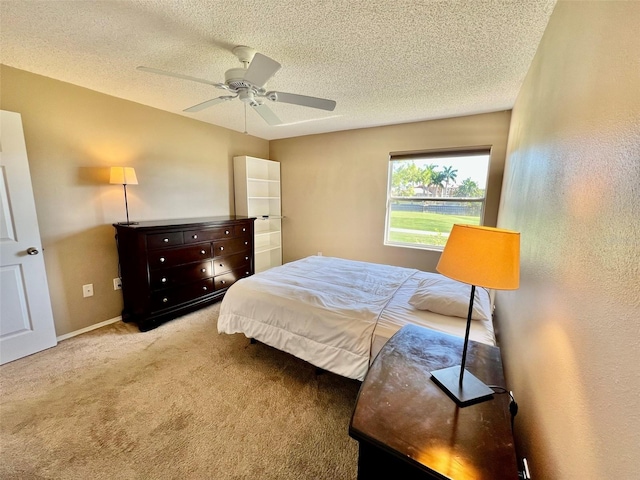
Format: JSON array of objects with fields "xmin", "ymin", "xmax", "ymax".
[{"xmin": 431, "ymin": 366, "xmax": 494, "ymax": 407}]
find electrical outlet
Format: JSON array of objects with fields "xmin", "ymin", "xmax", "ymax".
[
  {"xmin": 317, "ymin": 251, "xmax": 323, "ymax": 256},
  {"xmin": 113, "ymin": 277, "xmax": 122, "ymax": 290},
  {"xmin": 521, "ymin": 458, "xmax": 531, "ymax": 480},
  {"xmin": 82, "ymin": 283, "xmax": 94, "ymax": 298}
]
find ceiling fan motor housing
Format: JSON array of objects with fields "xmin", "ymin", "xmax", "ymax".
[{"xmin": 225, "ymin": 68, "xmax": 252, "ymax": 89}]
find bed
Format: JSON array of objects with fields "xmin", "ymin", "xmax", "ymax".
[{"xmin": 217, "ymin": 255, "xmax": 496, "ymax": 381}]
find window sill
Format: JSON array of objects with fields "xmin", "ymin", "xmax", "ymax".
[{"xmin": 384, "ymin": 241, "xmax": 445, "ymax": 253}]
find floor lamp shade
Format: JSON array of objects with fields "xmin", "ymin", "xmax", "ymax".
[
  {"xmin": 109, "ymin": 167, "xmax": 138, "ymax": 186},
  {"xmin": 431, "ymin": 224, "xmax": 520, "ymax": 406},
  {"xmin": 110, "ymin": 167, "xmax": 138, "ymax": 225}
]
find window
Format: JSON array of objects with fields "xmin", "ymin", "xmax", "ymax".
[{"xmin": 384, "ymin": 149, "xmax": 491, "ymax": 250}]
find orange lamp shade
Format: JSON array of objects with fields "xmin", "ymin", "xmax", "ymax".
[
  {"xmin": 436, "ymin": 224, "xmax": 520, "ymax": 290},
  {"xmin": 109, "ymin": 167, "xmax": 138, "ymax": 185}
]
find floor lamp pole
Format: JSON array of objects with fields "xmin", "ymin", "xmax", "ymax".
[{"xmin": 123, "ymin": 183, "xmax": 130, "ymax": 225}]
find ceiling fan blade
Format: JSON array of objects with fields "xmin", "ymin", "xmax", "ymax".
[
  {"xmin": 137, "ymin": 66, "xmax": 223, "ymax": 88},
  {"xmin": 243, "ymin": 53, "xmax": 282, "ymax": 88},
  {"xmin": 268, "ymin": 91, "xmax": 336, "ymax": 111},
  {"xmin": 252, "ymin": 103, "xmax": 282, "ymax": 126},
  {"xmin": 184, "ymin": 96, "xmax": 235, "ymax": 112}
]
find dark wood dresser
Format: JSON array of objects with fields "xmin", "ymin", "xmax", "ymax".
[
  {"xmin": 113, "ymin": 216, "xmax": 255, "ymax": 331},
  {"xmin": 349, "ymin": 324, "xmax": 519, "ymax": 479}
]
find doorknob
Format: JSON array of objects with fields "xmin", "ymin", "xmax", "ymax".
[{"xmin": 27, "ymin": 247, "xmax": 39, "ymax": 255}]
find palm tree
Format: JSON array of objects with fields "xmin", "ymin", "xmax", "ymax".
[
  {"xmin": 455, "ymin": 177, "xmax": 481, "ymax": 197},
  {"xmin": 418, "ymin": 164, "xmax": 436, "ymax": 195},
  {"xmin": 430, "ymin": 171, "xmax": 446, "ymax": 197},
  {"xmin": 442, "ymin": 166, "xmax": 458, "ymax": 197}
]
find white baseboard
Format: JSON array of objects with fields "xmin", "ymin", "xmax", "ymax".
[{"xmin": 56, "ymin": 316, "xmax": 122, "ymax": 342}]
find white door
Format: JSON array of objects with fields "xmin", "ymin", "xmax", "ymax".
[{"xmin": 0, "ymin": 110, "xmax": 57, "ymax": 364}]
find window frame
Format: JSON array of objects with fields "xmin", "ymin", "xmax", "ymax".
[{"xmin": 384, "ymin": 147, "xmax": 491, "ymax": 252}]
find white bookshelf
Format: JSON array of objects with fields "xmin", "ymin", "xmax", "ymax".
[{"xmin": 233, "ymin": 156, "xmax": 282, "ymax": 273}]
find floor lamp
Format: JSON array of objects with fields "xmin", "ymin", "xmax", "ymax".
[
  {"xmin": 431, "ymin": 224, "xmax": 520, "ymax": 406},
  {"xmin": 110, "ymin": 167, "xmax": 139, "ymax": 225}
]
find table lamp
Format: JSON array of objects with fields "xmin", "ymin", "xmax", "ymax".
[
  {"xmin": 431, "ymin": 224, "xmax": 520, "ymax": 406},
  {"xmin": 110, "ymin": 167, "xmax": 138, "ymax": 225}
]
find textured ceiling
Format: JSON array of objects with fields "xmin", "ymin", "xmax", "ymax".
[{"xmin": 0, "ymin": 0, "xmax": 557, "ymax": 140}]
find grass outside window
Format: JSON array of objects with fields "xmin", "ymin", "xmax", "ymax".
[{"xmin": 388, "ymin": 210, "xmax": 481, "ymax": 248}]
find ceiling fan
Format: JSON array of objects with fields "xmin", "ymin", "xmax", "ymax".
[{"xmin": 137, "ymin": 46, "xmax": 336, "ymax": 126}]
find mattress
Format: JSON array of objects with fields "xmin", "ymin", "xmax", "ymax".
[{"xmin": 217, "ymin": 255, "xmax": 495, "ymax": 381}]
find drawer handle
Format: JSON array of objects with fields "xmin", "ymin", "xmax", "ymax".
[
  {"xmin": 159, "ymin": 257, "xmax": 166, "ymax": 263},
  {"xmin": 201, "ymin": 268, "xmax": 206, "ymax": 273},
  {"xmin": 225, "ymin": 230, "xmax": 230, "ymax": 235},
  {"xmin": 220, "ymin": 280, "xmax": 226, "ymax": 285},
  {"xmin": 200, "ymin": 250, "xmax": 206, "ymax": 255},
  {"xmin": 163, "ymin": 238, "xmax": 169, "ymax": 243},
  {"xmin": 245, "ymin": 256, "xmax": 249, "ymax": 260},
  {"xmin": 202, "ymin": 286, "xmax": 208, "ymax": 291},
  {"xmin": 162, "ymin": 297, "xmax": 168, "ymax": 303},
  {"xmin": 219, "ymin": 263, "xmax": 224, "ymax": 267},
  {"xmin": 161, "ymin": 277, "xmax": 167, "ymax": 283},
  {"xmin": 244, "ymin": 241, "xmax": 248, "ymax": 245},
  {"xmin": 192, "ymin": 234, "xmax": 198, "ymax": 239},
  {"xmin": 219, "ymin": 246, "xmax": 224, "ymax": 251},
  {"xmin": 242, "ymin": 228, "xmax": 246, "ymax": 232}
]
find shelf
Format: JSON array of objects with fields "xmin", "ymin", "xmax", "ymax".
[
  {"xmin": 255, "ymin": 230, "xmax": 281, "ymax": 238},
  {"xmin": 255, "ymin": 245, "xmax": 282, "ymax": 255},
  {"xmin": 248, "ymin": 178, "xmax": 280, "ymax": 183}
]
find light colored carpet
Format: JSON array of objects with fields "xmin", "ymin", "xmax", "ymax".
[{"xmin": 0, "ymin": 303, "xmax": 361, "ymax": 479}]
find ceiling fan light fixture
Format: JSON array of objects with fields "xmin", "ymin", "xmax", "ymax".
[{"xmin": 238, "ymin": 89, "xmax": 256, "ymax": 105}]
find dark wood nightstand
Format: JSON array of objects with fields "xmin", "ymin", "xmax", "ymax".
[{"xmin": 349, "ymin": 324, "xmax": 519, "ymax": 479}]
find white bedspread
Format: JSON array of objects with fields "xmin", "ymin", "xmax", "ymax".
[
  {"xmin": 217, "ymin": 256, "xmax": 417, "ymax": 380},
  {"xmin": 217, "ymin": 256, "xmax": 496, "ymax": 381}
]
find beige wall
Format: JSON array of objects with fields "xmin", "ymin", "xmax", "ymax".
[
  {"xmin": 269, "ymin": 111, "xmax": 511, "ymax": 272},
  {"xmin": 496, "ymin": 2, "xmax": 640, "ymax": 479},
  {"xmin": 0, "ymin": 65, "xmax": 269, "ymax": 336}
]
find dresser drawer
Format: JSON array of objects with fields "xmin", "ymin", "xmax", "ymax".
[
  {"xmin": 214, "ymin": 268, "xmax": 251, "ymax": 290},
  {"xmin": 151, "ymin": 278, "xmax": 214, "ymax": 312},
  {"xmin": 150, "ymin": 260, "xmax": 213, "ymax": 290},
  {"xmin": 183, "ymin": 226, "xmax": 236, "ymax": 244},
  {"xmin": 214, "ymin": 236, "xmax": 251, "ymax": 257},
  {"xmin": 148, "ymin": 244, "xmax": 212, "ymax": 269},
  {"xmin": 147, "ymin": 232, "xmax": 184, "ymax": 249},
  {"xmin": 213, "ymin": 252, "xmax": 251, "ymax": 276},
  {"xmin": 235, "ymin": 223, "xmax": 250, "ymax": 237}
]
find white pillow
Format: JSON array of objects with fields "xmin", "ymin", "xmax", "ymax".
[{"xmin": 408, "ymin": 275, "xmax": 492, "ymax": 321}]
